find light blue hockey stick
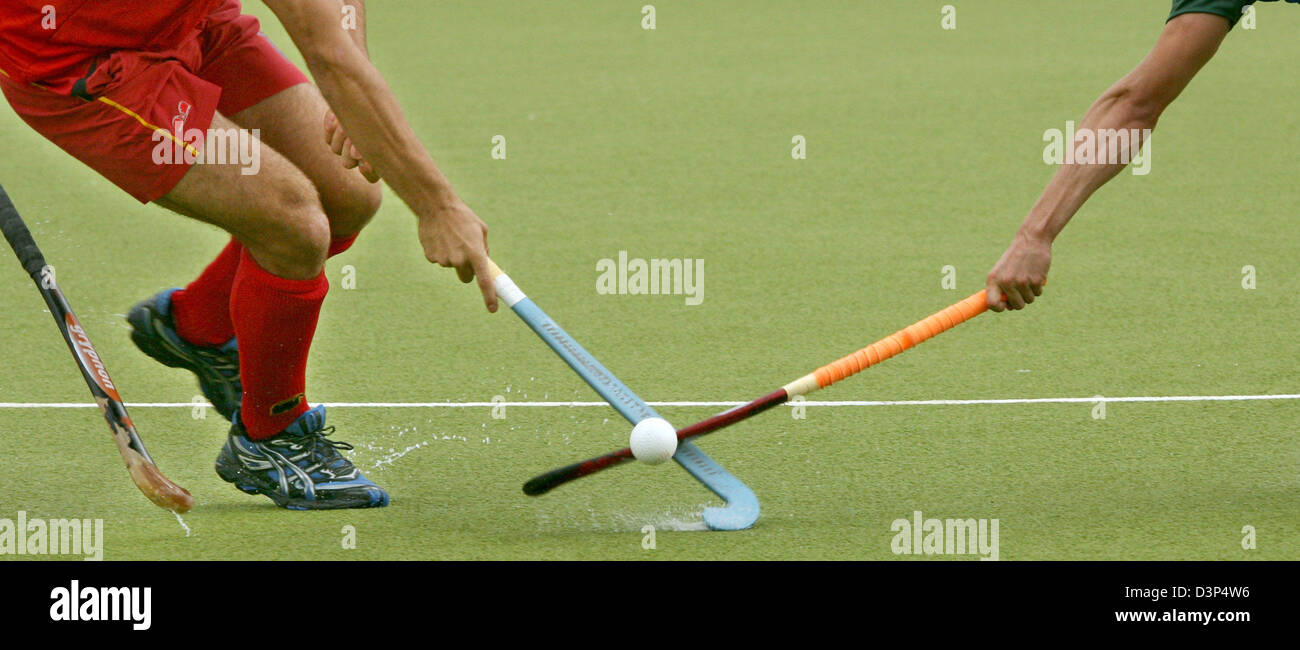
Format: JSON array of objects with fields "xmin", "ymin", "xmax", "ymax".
[{"xmin": 488, "ymin": 260, "xmax": 759, "ymax": 530}]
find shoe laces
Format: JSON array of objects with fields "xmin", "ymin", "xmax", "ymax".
[{"xmin": 281, "ymin": 426, "xmax": 355, "ymax": 473}]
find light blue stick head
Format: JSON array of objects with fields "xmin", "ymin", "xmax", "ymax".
[
  {"xmin": 702, "ymin": 501, "xmax": 761, "ymax": 531},
  {"xmin": 674, "ymin": 441, "xmax": 760, "ymax": 530}
]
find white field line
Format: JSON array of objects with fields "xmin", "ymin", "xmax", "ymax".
[{"xmin": 1, "ymin": 394, "xmax": 1298, "ymax": 409}]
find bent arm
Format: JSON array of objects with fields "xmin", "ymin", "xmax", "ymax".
[
  {"xmin": 341, "ymin": 0, "xmax": 368, "ymax": 55},
  {"xmin": 263, "ymin": 0, "xmax": 498, "ymax": 311},
  {"xmin": 263, "ymin": 0, "xmax": 458, "ymax": 220}
]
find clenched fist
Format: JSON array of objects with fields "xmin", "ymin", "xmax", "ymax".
[{"xmin": 986, "ymin": 231, "xmax": 1051, "ymax": 311}]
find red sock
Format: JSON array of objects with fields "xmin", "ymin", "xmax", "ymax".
[
  {"xmin": 171, "ymin": 238, "xmax": 242, "ymax": 347},
  {"xmin": 173, "ymin": 234, "xmax": 356, "ymax": 348},
  {"xmin": 231, "ymin": 248, "xmax": 328, "ymax": 439},
  {"xmin": 328, "ymin": 233, "xmax": 358, "ymax": 257}
]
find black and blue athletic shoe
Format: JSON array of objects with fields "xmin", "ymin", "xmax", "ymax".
[
  {"xmin": 127, "ymin": 288, "xmax": 241, "ymax": 421},
  {"xmin": 215, "ymin": 405, "xmax": 390, "ymax": 510}
]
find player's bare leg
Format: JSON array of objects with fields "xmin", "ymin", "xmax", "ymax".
[
  {"xmin": 136, "ymin": 85, "xmax": 383, "ymax": 420},
  {"xmin": 230, "ymin": 83, "xmax": 382, "ymax": 242},
  {"xmin": 132, "ymin": 113, "xmax": 388, "ymax": 509}
]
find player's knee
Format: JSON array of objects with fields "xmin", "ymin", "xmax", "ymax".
[
  {"xmin": 281, "ymin": 208, "xmax": 332, "ymax": 275},
  {"xmin": 254, "ymin": 184, "xmax": 331, "ymax": 278},
  {"xmin": 287, "ymin": 213, "xmax": 332, "ymax": 273},
  {"xmin": 325, "ymin": 182, "xmax": 382, "ymax": 238}
]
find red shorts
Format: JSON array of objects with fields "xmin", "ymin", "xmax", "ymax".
[{"xmin": 0, "ymin": 0, "xmax": 307, "ymax": 203}]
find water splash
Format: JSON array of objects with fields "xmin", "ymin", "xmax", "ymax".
[{"xmin": 173, "ymin": 512, "xmax": 193, "ymax": 537}]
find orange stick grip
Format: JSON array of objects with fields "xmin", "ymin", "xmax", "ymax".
[{"xmin": 811, "ymin": 290, "xmax": 987, "ymax": 389}]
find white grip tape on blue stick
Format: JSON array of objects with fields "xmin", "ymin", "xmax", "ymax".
[{"xmin": 493, "ymin": 273, "xmax": 526, "ymax": 308}]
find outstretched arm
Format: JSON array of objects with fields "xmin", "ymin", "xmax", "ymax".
[
  {"xmin": 263, "ymin": 0, "xmax": 498, "ymax": 312},
  {"xmin": 986, "ymin": 13, "xmax": 1229, "ymax": 311}
]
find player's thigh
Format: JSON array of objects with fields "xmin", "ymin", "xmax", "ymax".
[
  {"xmin": 156, "ymin": 113, "xmax": 330, "ymax": 278},
  {"xmin": 229, "ymin": 84, "xmax": 382, "ymax": 237}
]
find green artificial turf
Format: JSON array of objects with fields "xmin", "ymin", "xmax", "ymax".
[{"xmin": 0, "ymin": 1, "xmax": 1294, "ymax": 560}]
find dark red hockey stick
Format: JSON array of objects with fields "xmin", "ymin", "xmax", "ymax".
[{"xmin": 523, "ymin": 291, "xmax": 988, "ymax": 496}]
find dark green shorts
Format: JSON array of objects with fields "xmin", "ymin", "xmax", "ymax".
[{"xmin": 1168, "ymin": 0, "xmax": 1255, "ymax": 27}]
